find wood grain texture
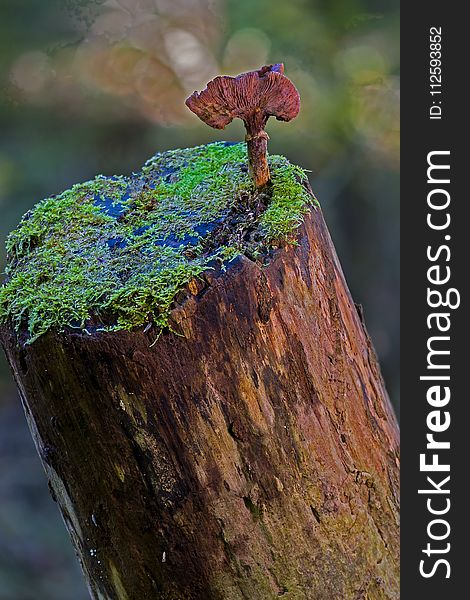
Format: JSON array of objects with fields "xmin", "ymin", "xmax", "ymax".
[{"xmin": 1, "ymin": 206, "xmax": 399, "ymax": 600}]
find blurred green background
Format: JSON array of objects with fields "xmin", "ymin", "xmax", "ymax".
[{"xmin": 0, "ymin": 0, "xmax": 399, "ymax": 597}]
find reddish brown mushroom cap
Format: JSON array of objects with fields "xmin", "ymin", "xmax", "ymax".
[{"xmin": 185, "ymin": 63, "xmax": 300, "ymax": 132}]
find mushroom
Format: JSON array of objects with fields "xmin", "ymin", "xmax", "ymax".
[{"xmin": 185, "ymin": 64, "xmax": 300, "ymax": 189}]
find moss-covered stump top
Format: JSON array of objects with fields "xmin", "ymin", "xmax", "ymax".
[{"xmin": 0, "ymin": 142, "xmax": 315, "ymax": 344}]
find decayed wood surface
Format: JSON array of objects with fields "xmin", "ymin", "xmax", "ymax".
[{"xmin": 1, "ymin": 204, "xmax": 399, "ymax": 600}]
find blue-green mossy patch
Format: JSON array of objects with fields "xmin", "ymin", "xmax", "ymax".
[{"xmin": 0, "ymin": 142, "xmax": 316, "ymax": 344}]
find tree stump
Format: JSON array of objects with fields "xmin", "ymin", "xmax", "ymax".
[{"xmin": 0, "ymin": 143, "xmax": 399, "ymax": 600}]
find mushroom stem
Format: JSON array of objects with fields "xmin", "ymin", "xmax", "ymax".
[{"xmin": 245, "ymin": 130, "xmax": 270, "ymax": 188}]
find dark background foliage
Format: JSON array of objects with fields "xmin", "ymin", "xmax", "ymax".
[{"xmin": 0, "ymin": 0, "xmax": 399, "ymax": 597}]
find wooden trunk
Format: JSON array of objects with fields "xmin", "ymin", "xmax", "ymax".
[{"xmin": 1, "ymin": 207, "xmax": 399, "ymax": 600}]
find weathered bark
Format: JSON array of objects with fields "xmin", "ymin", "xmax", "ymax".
[{"xmin": 1, "ymin": 206, "xmax": 399, "ymax": 600}]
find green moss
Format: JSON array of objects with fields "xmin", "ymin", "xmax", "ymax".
[
  {"xmin": 261, "ymin": 158, "xmax": 314, "ymax": 240},
  {"xmin": 0, "ymin": 142, "xmax": 316, "ymax": 343}
]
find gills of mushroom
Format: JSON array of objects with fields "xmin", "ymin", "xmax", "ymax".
[{"xmin": 185, "ymin": 64, "xmax": 301, "ymax": 189}]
